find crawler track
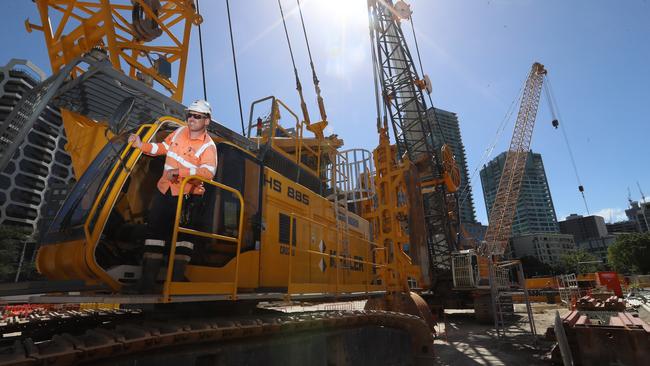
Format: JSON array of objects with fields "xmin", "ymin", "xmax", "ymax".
[
  {"xmin": 0, "ymin": 308, "xmax": 142, "ymax": 348},
  {"xmin": 0, "ymin": 310, "xmax": 434, "ymax": 366}
]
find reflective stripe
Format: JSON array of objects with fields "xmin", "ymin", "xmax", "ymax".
[
  {"xmin": 164, "ymin": 164, "xmax": 175, "ymax": 171},
  {"xmin": 143, "ymin": 252, "xmax": 164, "ymax": 260},
  {"xmin": 171, "ymin": 126, "xmax": 186, "ymax": 142},
  {"xmin": 199, "ymin": 164, "xmax": 216, "ymax": 174},
  {"xmin": 195, "ymin": 140, "xmax": 216, "ymax": 157},
  {"xmin": 162, "ymin": 141, "xmax": 169, "ymax": 150},
  {"xmin": 173, "ymin": 254, "xmax": 191, "ymax": 262},
  {"xmin": 167, "ymin": 151, "xmax": 198, "ymax": 169},
  {"xmin": 176, "ymin": 241, "xmax": 194, "ymax": 250},
  {"xmin": 150, "ymin": 143, "xmax": 158, "ymax": 154},
  {"xmin": 145, "ymin": 239, "xmax": 165, "ymax": 247},
  {"xmin": 189, "ymin": 167, "xmax": 196, "ymax": 175}
]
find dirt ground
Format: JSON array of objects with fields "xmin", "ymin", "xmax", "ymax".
[
  {"xmin": 434, "ymin": 303, "xmax": 563, "ymax": 366},
  {"xmin": 271, "ymin": 299, "xmax": 650, "ymax": 365}
]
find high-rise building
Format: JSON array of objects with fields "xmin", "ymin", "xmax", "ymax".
[
  {"xmin": 510, "ymin": 233, "xmax": 576, "ymax": 266},
  {"xmin": 0, "ymin": 59, "xmax": 75, "ymax": 235},
  {"xmin": 559, "ymin": 214, "xmax": 615, "ymax": 262},
  {"xmin": 559, "ymin": 214, "xmax": 608, "ymax": 242},
  {"xmin": 606, "ymin": 220, "xmax": 640, "ymax": 234},
  {"xmin": 426, "ymin": 107, "xmax": 477, "ymax": 224},
  {"xmin": 606, "ymin": 200, "xmax": 649, "ymax": 234},
  {"xmin": 480, "ymin": 151, "xmax": 559, "ymax": 236},
  {"xmin": 625, "ymin": 200, "xmax": 649, "ymax": 232}
]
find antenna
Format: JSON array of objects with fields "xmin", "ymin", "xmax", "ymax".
[
  {"xmin": 637, "ymin": 181, "xmax": 649, "ymax": 232},
  {"xmin": 638, "ymin": 181, "xmax": 647, "ymax": 203},
  {"xmin": 628, "ymin": 187, "xmax": 633, "ymax": 206}
]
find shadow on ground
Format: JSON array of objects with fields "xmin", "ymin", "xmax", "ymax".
[{"xmin": 434, "ymin": 310, "xmax": 555, "ymax": 366}]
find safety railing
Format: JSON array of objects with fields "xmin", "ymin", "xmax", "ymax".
[
  {"xmin": 285, "ymin": 211, "xmax": 386, "ymax": 298},
  {"xmin": 247, "ymin": 96, "xmax": 323, "ymax": 177},
  {"xmin": 162, "ymin": 176, "xmax": 245, "ymax": 302},
  {"xmin": 329, "ymin": 149, "xmax": 375, "ymax": 204},
  {"xmin": 451, "ymin": 252, "xmax": 477, "ymax": 288},
  {"xmin": 557, "ymin": 273, "xmax": 579, "ymax": 308}
]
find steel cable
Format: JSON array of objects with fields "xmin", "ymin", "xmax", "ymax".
[{"xmin": 225, "ymin": 0, "xmax": 246, "ymax": 135}]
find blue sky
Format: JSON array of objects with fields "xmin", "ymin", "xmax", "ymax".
[{"xmin": 1, "ymin": 0, "xmax": 649, "ymax": 224}]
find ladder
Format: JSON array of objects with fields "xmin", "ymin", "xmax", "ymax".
[
  {"xmin": 557, "ymin": 273, "xmax": 579, "ymax": 308},
  {"xmin": 329, "ymin": 152, "xmax": 352, "ymax": 270},
  {"xmin": 489, "ymin": 259, "xmax": 537, "ymax": 341}
]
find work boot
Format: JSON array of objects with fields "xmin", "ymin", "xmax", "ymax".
[
  {"xmin": 138, "ymin": 239, "xmax": 165, "ymax": 294},
  {"xmin": 172, "ymin": 241, "xmax": 194, "ymax": 282}
]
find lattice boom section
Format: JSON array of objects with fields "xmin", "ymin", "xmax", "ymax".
[{"xmin": 483, "ymin": 63, "xmax": 546, "ymax": 256}]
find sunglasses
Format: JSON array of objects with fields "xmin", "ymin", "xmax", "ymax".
[{"xmin": 186, "ymin": 113, "xmax": 208, "ymax": 120}]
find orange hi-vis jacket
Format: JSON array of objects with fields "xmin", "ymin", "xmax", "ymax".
[{"xmin": 140, "ymin": 126, "xmax": 217, "ymax": 196}]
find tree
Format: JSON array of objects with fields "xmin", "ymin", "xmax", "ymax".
[
  {"xmin": 520, "ymin": 255, "xmax": 553, "ymax": 277},
  {"xmin": 607, "ymin": 233, "xmax": 650, "ymax": 274},
  {"xmin": 0, "ymin": 225, "xmax": 30, "ymax": 282},
  {"xmin": 559, "ymin": 250, "xmax": 602, "ymax": 274}
]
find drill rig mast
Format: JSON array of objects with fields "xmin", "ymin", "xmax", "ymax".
[{"xmin": 367, "ymin": 0, "xmax": 459, "ymax": 292}]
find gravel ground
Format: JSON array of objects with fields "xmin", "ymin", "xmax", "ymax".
[{"xmin": 267, "ymin": 299, "xmax": 650, "ymax": 365}]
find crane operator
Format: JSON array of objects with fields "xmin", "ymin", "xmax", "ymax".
[{"xmin": 128, "ymin": 99, "xmax": 218, "ymax": 293}]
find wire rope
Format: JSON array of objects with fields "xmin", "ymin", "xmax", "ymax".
[
  {"xmin": 225, "ymin": 0, "xmax": 246, "ymax": 135},
  {"xmin": 367, "ymin": 8, "xmax": 384, "ymax": 132},
  {"xmin": 277, "ymin": 0, "xmax": 310, "ymax": 125},
  {"xmin": 408, "ymin": 13, "xmax": 447, "ymax": 146},
  {"xmin": 544, "ymin": 76, "xmax": 590, "ymax": 214},
  {"xmin": 458, "ymin": 77, "xmax": 525, "ymax": 209},
  {"xmin": 195, "ymin": 0, "xmax": 208, "ymax": 100},
  {"xmin": 295, "ymin": 0, "xmax": 326, "ymax": 118}
]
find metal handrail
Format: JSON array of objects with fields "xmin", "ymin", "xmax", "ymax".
[
  {"xmin": 85, "ymin": 123, "xmax": 155, "ymax": 243},
  {"xmin": 247, "ymin": 96, "xmax": 321, "ymax": 177},
  {"xmin": 163, "ymin": 176, "xmax": 245, "ymax": 302},
  {"xmin": 83, "ymin": 121, "xmax": 164, "ymax": 291},
  {"xmin": 87, "ymin": 117, "xmax": 185, "ymax": 244}
]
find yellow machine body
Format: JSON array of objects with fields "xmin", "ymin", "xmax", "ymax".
[{"xmin": 37, "ymin": 115, "xmax": 384, "ymax": 302}]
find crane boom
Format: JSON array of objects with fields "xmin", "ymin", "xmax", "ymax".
[
  {"xmin": 482, "ymin": 62, "xmax": 547, "ymax": 256},
  {"xmin": 0, "ymin": 0, "xmax": 200, "ymax": 177}
]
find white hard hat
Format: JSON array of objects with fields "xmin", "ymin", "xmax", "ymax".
[{"xmin": 186, "ymin": 99, "xmax": 212, "ymax": 116}]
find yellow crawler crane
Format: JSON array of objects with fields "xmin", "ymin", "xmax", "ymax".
[
  {"xmin": 0, "ymin": 1, "xmax": 439, "ymax": 364},
  {"xmin": 451, "ymin": 63, "xmax": 546, "ymax": 338},
  {"xmin": 11, "ymin": 97, "xmax": 434, "ymax": 364}
]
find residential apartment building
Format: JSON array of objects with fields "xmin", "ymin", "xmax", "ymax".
[
  {"xmin": 480, "ymin": 151, "xmax": 559, "ymax": 236},
  {"xmin": 426, "ymin": 107, "xmax": 477, "ymax": 224},
  {"xmin": 0, "ymin": 60, "xmax": 75, "ymax": 236}
]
